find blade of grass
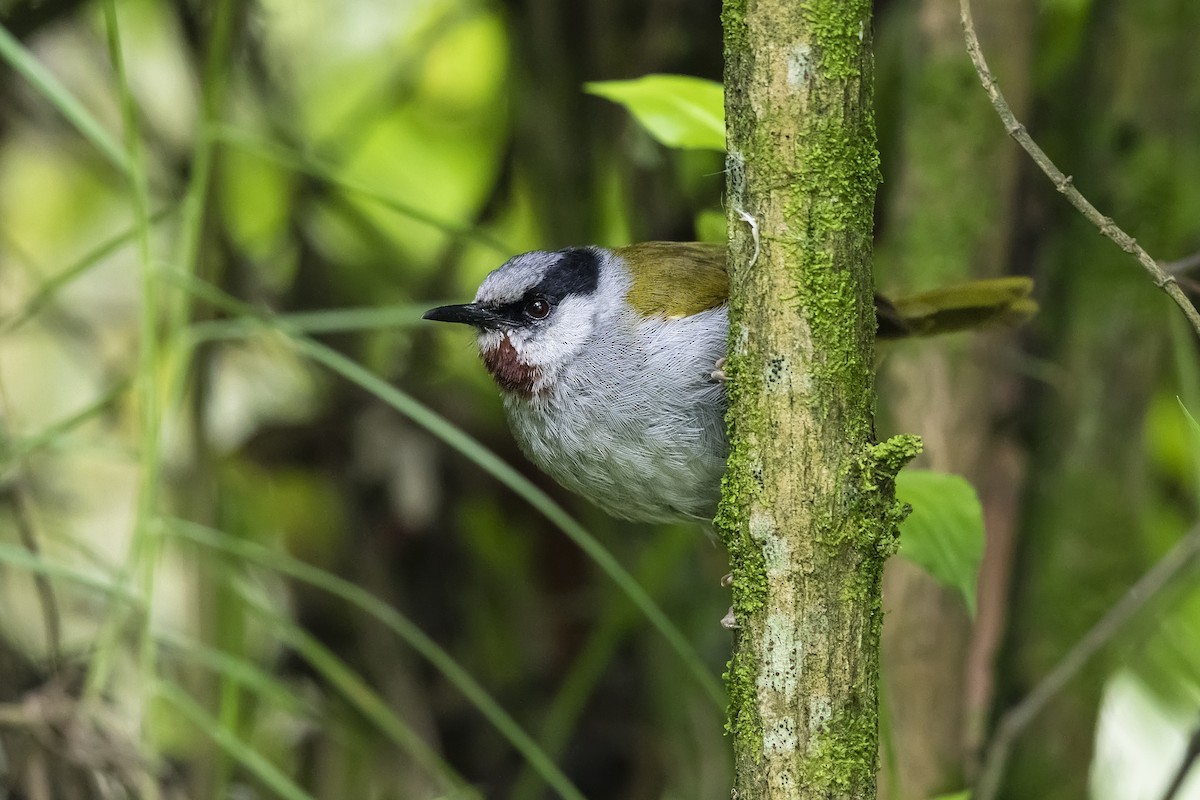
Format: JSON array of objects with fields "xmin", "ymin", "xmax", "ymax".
[
  {"xmin": 157, "ymin": 631, "xmax": 467, "ymax": 798},
  {"xmin": 166, "ymin": 269, "xmax": 725, "ymax": 709},
  {"xmin": 510, "ymin": 525, "xmax": 694, "ymax": 800},
  {"xmin": 211, "ymin": 126, "xmax": 513, "ymax": 254},
  {"xmin": 166, "ymin": 518, "xmax": 579, "ymax": 800},
  {"xmin": 156, "ymin": 681, "xmax": 316, "ymax": 800},
  {"xmin": 172, "ymin": 0, "xmax": 234, "ymax": 335},
  {"xmin": 158, "ymin": 626, "xmax": 470, "ymax": 797},
  {"xmin": 292, "ymin": 339, "xmax": 726, "ymax": 709},
  {"xmin": 4, "ymin": 381, "xmax": 129, "ymax": 466},
  {"xmin": 0, "ymin": 542, "xmax": 139, "ymax": 604},
  {"xmin": 0, "ymin": 23, "xmax": 131, "ymax": 174},
  {"xmin": 82, "ymin": 7, "xmax": 163, "ymax": 761},
  {"xmin": 227, "ymin": 583, "xmax": 479, "ymax": 799},
  {"xmin": 156, "ymin": 630, "xmax": 316, "ymax": 718},
  {"xmin": 2, "ymin": 208, "xmax": 174, "ymax": 333},
  {"xmin": 162, "ymin": 4, "xmax": 240, "ymax": 793},
  {"xmin": 0, "ymin": 543, "xmax": 442, "ymax": 791}
]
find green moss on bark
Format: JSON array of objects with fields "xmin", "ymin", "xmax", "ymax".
[
  {"xmin": 720, "ymin": 0, "xmax": 914, "ymax": 797},
  {"xmin": 798, "ymin": 703, "xmax": 880, "ymax": 792},
  {"xmin": 804, "ymin": 0, "xmax": 874, "ymax": 79},
  {"xmin": 715, "ymin": 325, "xmax": 768, "ymax": 764}
]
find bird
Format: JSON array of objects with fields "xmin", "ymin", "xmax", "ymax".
[{"xmin": 424, "ymin": 241, "xmax": 1034, "ymax": 524}]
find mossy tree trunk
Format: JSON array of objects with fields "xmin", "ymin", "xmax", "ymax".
[{"xmin": 719, "ymin": 1, "xmax": 918, "ymax": 798}]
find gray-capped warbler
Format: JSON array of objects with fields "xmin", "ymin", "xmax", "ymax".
[{"xmin": 424, "ymin": 241, "xmax": 1033, "ymax": 523}]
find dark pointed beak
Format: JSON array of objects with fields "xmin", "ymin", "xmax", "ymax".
[{"xmin": 422, "ymin": 302, "xmax": 501, "ymax": 328}]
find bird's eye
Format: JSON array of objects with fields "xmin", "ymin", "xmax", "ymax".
[{"xmin": 524, "ymin": 296, "xmax": 551, "ymax": 320}]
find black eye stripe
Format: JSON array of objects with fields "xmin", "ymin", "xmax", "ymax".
[
  {"xmin": 488, "ymin": 293, "xmax": 557, "ymax": 324},
  {"xmin": 480, "ymin": 247, "xmax": 599, "ymax": 326},
  {"xmin": 536, "ymin": 248, "xmax": 600, "ymax": 298}
]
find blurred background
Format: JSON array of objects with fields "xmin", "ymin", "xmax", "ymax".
[{"xmin": 0, "ymin": 0, "xmax": 1199, "ymax": 798}]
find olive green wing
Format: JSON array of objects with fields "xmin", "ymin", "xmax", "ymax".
[
  {"xmin": 615, "ymin": 241, "xmax": 729, "ymax": 319},
  {"xmin": 616, "ymin": 241, "xmax": 1036, "ymax": 336}
]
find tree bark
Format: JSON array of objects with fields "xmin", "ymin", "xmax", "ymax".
[{"xmin": 720, "ymin": 1, "xmax": 917, "ymax": 797}]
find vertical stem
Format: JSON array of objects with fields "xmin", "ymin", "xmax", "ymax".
[
  {"xmin": 88, "ymin": 4, "xmax": 162, "ymax": 797},
  {"xmin": 83, "ymin": 6, "xmax": 238, "ymax": 796},
  {"xmin": 173, "ymin": 4, "xmax": 239, "ymax": 796},
  {"xmin": 720, "ymin": 1, "xmax": 916, "ymax": 797}
]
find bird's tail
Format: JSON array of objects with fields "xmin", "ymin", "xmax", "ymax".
[{"xmin": 876, "ymin": 276, "xmax": 1036, "ymax": 339}]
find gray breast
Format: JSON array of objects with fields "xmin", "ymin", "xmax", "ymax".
[{"xmin": 504, "ymin": 307, "xmax": 729, "ymax": 523}]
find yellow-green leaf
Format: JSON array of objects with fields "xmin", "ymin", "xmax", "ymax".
[
  {"xmin": 896, "ymin": 471, "xmax": 985, "ymax": 616},
  {"xmin": 585, "ymin": 74, "xmax": 725, "ymax": 151}
]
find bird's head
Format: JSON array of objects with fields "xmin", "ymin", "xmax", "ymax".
[{"xmin": 424, "ymin": 247, "xmax": 618, "ymax": 397}]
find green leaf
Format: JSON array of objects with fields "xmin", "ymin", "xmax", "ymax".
[
  {"xmin": 585, "ymin": 74, "xmax": 725, "ymax": 151},
  {"xmin": 895, "ymin": 470, "xmax": 985, "ymax": 616}
]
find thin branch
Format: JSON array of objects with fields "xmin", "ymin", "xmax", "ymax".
[
  {"xmin": 959, "ymin": 0, "xmax": 1200, "ymax": 338},
  {"xmin": 973, "ymin": 524, "xmax": 1200, "ymax": 800},
  {"xmin": 961, "ymin": 2, "xmax": 1200, "ymax": 794},
  {"xmin": 1161, "ymin": 720, "xmax": 1200, "ymax": 800}
]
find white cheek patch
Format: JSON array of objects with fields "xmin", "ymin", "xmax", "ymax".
[
  {"xmin": 471, "ymin": 297, "xmax": 594, "ymax": 396},
  {"xmin": 477, "ymin": 329, "xmax": 505, "ymax": 353},
  {"xmin": 516, "ymin": 296, "xmax": 591, "ymax": 370}
]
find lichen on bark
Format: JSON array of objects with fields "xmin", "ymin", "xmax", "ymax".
[{"xmin": 718, "ymin": 1, "xmax": 917, "ymax": 797}]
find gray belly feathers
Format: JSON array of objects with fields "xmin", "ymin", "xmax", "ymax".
[{"xmin": 504, "ymin": 307, "xmax": 729, "ymax": 523}]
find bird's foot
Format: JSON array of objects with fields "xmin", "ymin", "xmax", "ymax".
[
  {"xmin": 711, "ymin": 357, "xmax": 728, "ymax": 383},
  {"xmin": 720, "ymin": 573, "xmax": 737, "ymax": 627}
]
